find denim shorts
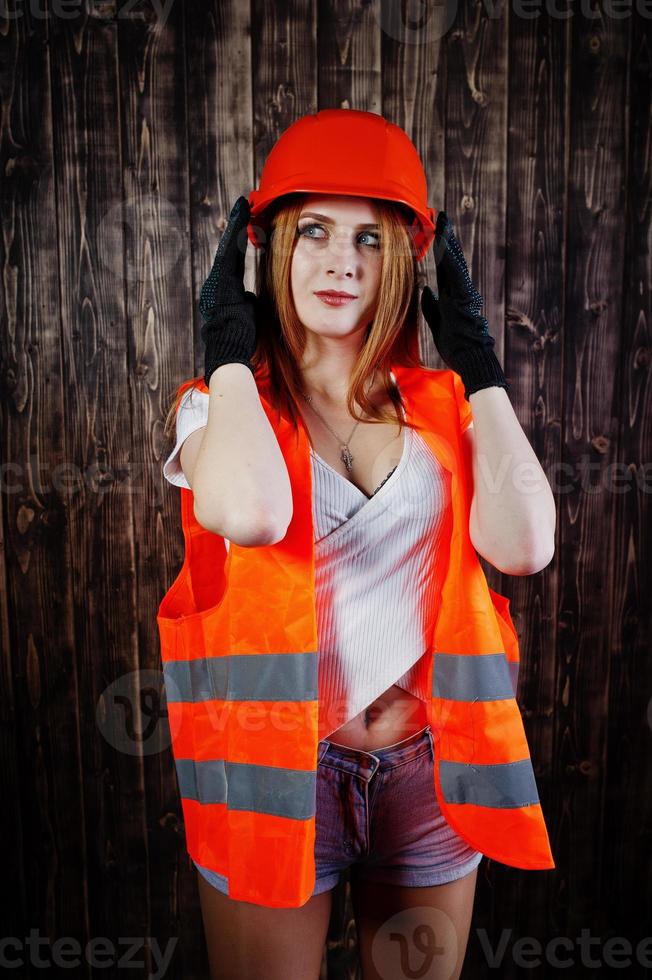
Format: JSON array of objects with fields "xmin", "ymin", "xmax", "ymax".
[{"xmin": 194, "ymin": 724, "xmax": 483, "ymax": 898}]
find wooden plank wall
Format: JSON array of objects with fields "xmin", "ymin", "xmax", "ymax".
[{"xmin": 1, "ymin": 1, "xmax": 650, "ymax": 977}]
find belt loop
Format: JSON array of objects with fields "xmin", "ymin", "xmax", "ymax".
[{"xmin": 425, "ymin": 724, "xmax": 434, "ymax": 754}]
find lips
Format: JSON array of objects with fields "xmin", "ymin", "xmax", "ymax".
[{"xmin": 315, "ymin": 290, "xmax": 358, "ymax": 307}]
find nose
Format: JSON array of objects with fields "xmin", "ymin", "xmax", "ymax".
[{"xmin": 325, "ymin": 231, "xmax": 361, "ymax": 277}]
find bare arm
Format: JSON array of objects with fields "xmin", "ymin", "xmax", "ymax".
[
  {"xmin": 466, "ymin": 386, "xmax": 556, "ymax": 575},
  {"xmin": 181, "ymin": 363, "xmax": 293, "ymax": 546}
]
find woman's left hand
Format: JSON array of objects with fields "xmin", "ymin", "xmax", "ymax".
[{"xmin": 421, "ymin": 211, "xmax": 510, "ymax": 401}]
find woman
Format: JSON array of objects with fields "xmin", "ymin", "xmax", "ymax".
[{"xmin": 160, "ymin": 110, "xmax": 556, "ymax": 980}]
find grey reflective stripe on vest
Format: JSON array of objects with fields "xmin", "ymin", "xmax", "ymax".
[
  {"xmin": 176, "ymin": 757, "xmax": 227, "ymax": 805},
  {"xmin": 433, "ymin": 652, "xmax": 515, "ymax": 701},
  {"xmin": 440, "ymin": 758, "xmax": 540, "ymax": 807},
  {"xmin": 163, "ymin": 651, "xmax": 318, "ymax": 702},
  {"xmin": 175, "ymin": 758, "xmax": 317, "ymax": 820},
  {"xmin": 509, "ymin": 660, "xmax": 519, "ymax": 697}
]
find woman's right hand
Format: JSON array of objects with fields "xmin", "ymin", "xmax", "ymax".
[{"xmin": 199, "ymin": 196, "xmax": 259, "ymax": 387}]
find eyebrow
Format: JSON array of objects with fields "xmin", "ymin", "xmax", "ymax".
[{"xmin": 298, "ymin": 211, "xmax": 380, "ymax": 229}]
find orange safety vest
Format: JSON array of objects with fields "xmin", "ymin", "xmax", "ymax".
[{"xmin": 157, "ymin": 362, "xmax": 555, "ymax": 908}]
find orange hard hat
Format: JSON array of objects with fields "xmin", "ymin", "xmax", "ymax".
[{"xmin": 247, "ymin": 109, "xmax": 437, "ymax": 262}]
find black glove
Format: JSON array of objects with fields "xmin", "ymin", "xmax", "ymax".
[
  {"xmin": 199, "ymin": 196, "xmax": 258, "ymax": 387},
  {"xmin": 421, "ymin": 211, "xmax": 510, "ymax": 401}
]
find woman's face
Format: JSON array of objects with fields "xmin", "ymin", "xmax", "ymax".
[{"xmin": 289, "ymin": 195, "xmax": 383, "ymax": 342}]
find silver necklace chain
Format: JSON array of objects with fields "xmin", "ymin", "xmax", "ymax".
[{"xmin": 300, "ymin": 370, "xmax": 377, "ymax": 473}]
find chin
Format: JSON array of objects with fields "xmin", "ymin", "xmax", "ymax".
[
  {"xmin": 303, "ymin": 320, "xmax": 363, "ymax": 337},
  {"xmin": 307, "ymin": 312, "xmax": 371, "ymax": 333}
]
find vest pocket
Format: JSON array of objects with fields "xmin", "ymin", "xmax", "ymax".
[{"xmin": 159, "ymin": 527, "xmax": 231, "ymax": 624}]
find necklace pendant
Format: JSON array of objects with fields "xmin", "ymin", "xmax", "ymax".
[{"xmin": 340, "ymin": 446, "xmax": 354, "ymax": 472}]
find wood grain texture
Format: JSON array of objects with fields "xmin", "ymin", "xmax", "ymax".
[
  {"xmin": 117, "ymin": 0, "xmax": 196, "ymax": 973},
  {"xmin": 601, "ymin": 3, "xmax": 652, "ymax": 951},
  {"xmin": 555, "ymin": 6, "xmax": 631, "ymax": 947},
  {"xmin": 46, "ymin": 0, "xmax": 150, "ymax": 965},
  {"xmin": 0, "ymin": 2, "xmax": 87, "ymax": 954},
  {"xmin": 1, "ymin": 2, "xmax": 649, "ymax": 978}
]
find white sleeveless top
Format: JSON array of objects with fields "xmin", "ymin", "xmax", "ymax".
[{"xmin": 163, "ymin": 377, "xmax": 473, "ymax": 739}]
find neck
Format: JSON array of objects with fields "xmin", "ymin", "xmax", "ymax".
[
  {"xmin": 297, "ymin": 324, "xmax": 375, "ymax": 403},
  {"xmin": 300, "ymin": 367, "xmax": 380, "ymax": 407}
]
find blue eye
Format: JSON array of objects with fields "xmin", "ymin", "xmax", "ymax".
[
  {"xmin": 297, "ymin": 223, "xmax": 381, "ymax": 248},
  {"xmin": 359, "ymin": 230, "xmax": 381, "ymax": 248},
  {"xmin": 297, "ymin": 223, "xmax": 326, "ymax": 240}
]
